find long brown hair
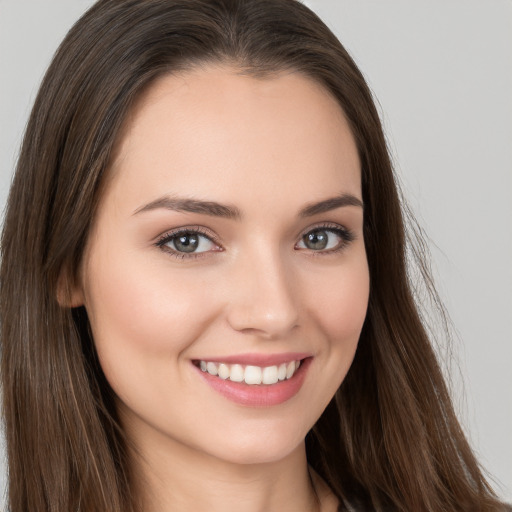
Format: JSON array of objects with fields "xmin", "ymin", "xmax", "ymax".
[{"xmin": 0, "ymin": 1, "xmax": 505, "ymax": 511}]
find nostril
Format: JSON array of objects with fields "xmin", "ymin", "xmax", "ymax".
[{"xmin": 226, "ymin": 302, "xmax": 299, "ymax": 338}]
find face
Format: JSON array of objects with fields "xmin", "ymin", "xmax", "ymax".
[{"xmin": 75, "ymin": 66, "xmax": 369, "ymax": 466}]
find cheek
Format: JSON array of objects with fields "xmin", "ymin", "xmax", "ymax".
[
  {"xmin": 308, "ymin": 258, "xmax": 370, "ymax": 345},
  {"xmin": 292, "ymin": 255, "xmax": 369, "ymax": 423},
  {"xmin": 82, "ymin": 251, "xmax": 219, "ymax": 383}
]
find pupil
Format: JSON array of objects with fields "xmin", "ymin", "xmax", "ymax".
[
  {"xmin": 305, "ymin": 230, "xmax": 328, "ymax": 250},
  {"xmin": 174, "ymin": 233, "xmax": 199, "ymax": 253}
]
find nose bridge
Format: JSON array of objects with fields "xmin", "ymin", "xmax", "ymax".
[{"xmin": 226, "ymin": 242, "xmax": 299, "ymax": 338}]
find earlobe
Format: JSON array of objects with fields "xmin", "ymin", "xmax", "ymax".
[{"xmin": 56, "ymin": 269, "xmax": 85, "ymax": 308}]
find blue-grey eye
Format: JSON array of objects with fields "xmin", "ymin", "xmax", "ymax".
[
  {"xmin": 164, "ymin": 232, "xmax": 216, "ymax": 253},
  {"xmin": 297, "ymin": 228, "xmax": 347, "ymax": 251}
]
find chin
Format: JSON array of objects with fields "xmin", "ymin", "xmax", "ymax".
[{"xmin": 198, "ymin": 421, "xmax": 308, "ymax": 466}]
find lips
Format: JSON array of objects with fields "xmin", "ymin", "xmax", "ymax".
[{"xmin": 192, "ymin": 354, "xmax": 312, "ymax": 407}]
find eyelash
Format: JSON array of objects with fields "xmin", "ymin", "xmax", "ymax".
[
  {"xmin": 297, "ymin": 223, "xmax": 355, "ymax": 256},
  {"xmin": 155, "ymin": 226, "xmax": 221, "ymax": 260},
  {"xmin": 155, "ymin": 223, "xmax": 355, "ymax": 260}
]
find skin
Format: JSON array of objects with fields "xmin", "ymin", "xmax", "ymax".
[{"xmin": 71, "ymin": 65, "xmax": 369, "ymax": 512}]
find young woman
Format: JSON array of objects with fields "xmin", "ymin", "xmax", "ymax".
[{"xmin": 0, "ymin": 1, "xmax": 507, "ymax": 511}]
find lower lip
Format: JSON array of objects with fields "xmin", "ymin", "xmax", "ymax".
[{"xmin": 194, "ymin": 358, "xmax": 312, "ymax": 407}]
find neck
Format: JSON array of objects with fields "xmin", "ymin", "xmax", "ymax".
[{"xmin": 128, "ymin": 430, "xmax": 321, "ymax": 512}]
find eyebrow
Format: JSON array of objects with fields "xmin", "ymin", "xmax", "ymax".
[
  {"xmin": 133, "ymin": 196, "xmax": 241, "ymax": 219},
  {"xmin": 299, "ymin": 194, "xmax": 363, "ymax": 217},
  {"xmin": 133, "ymin": 193, "xmax": 363, "ymax": 219}
]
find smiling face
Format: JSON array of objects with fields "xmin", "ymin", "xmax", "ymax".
[{"xmin": 74, "ymin": 66, "xmax": 369, "ymax": 467}]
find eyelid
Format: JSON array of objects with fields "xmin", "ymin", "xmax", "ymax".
[
  {"xmin": 154, "ymin": 222, "xmax": 355, "ymax": 260},
  {"xmin": 155, "ymin": 225, "xmax": 220, "ymax": 244},
  {"xmin": 297, "ymin": 221, "xmax": 353, "ymax": 239},
  {"xmin": 295, "ymin": 222, "xmax": 355, "ymax": 253},
  {"xmin": 155, "ymin": 225, "xmax": 223, "ymax": 259}
]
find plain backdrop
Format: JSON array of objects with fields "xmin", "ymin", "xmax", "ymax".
[{"xmin": 0, "ymin": 0, "xmax": 511, "ymax": 505}]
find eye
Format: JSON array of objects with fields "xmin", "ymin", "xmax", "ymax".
[
  {"xmin": 156, "ymin": 229, "xmax": 220, "ymax": 257},
  {"xmin": 296, "ymin": 226, "xmax": 354, "ymax": 252}
]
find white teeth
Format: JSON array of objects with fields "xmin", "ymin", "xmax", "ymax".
[
  {"xmin": 244, "ymin": 365, "xmax": 262, "ymax": 385},
  {"xmin": 230, "ymin": 364, "xmax": 244, "ymax": 382},
  {"xmin": 206, "ymin": 362, "xmax": 218, "ymax": 376},
  {"xmin": 218, "ymin": 363, "xmax": 230, "ymax": 380},
  {"xmin": 262, "ymin": 365, "xmax": 278, "ymax": 385},
  {"xmin": 198, "ymin": 359, "xmax": 302, "ymax": 385},
  {"xmin": 286, "ymin": 361, "xmax": 296, "ymax": 379}
]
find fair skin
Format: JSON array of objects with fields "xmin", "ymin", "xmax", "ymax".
[{"xmin": 71, "ymin": 65, "xmax": 369, "ymax": 512}]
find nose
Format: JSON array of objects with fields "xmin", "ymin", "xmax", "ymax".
[{"xmin": 225, "ymin": 246, "xmax": 299, "ymax": 339}]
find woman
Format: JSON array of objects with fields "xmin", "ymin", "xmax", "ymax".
[{"xmin": 0, "ymin": 0, "xmax": 507, "ymax": 511}]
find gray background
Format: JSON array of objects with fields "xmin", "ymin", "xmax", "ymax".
[{"xmin": 1, "ymin": 0, "xmax": 511, "ymax": 505}]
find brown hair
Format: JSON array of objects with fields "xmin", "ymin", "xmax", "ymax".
[{"xmin": 0, "ymin": 1, "xmax": 505, "ymax": 511}]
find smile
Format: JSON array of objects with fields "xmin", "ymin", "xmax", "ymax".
[
  {"xmin": 197, "ymin": 360, "xmax": 301, "ymax": 385},
  {"xmin": 192, "ymin": 355, "xmax": 312, "ymax": 406}
]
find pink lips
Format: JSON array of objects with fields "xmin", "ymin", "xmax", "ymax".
[{"xmin": 193, "ymin": 353, "xmax": 312, "ymax": 407}]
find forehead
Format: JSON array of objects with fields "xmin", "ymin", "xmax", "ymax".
[{"xmin": 105, "ymin": 65, "xmax": 361, "ymax": 214}]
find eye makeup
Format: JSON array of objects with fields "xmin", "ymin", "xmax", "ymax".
[
  {"xmin": 295, "ymin": 222, "xmax": 355, "ymax": 255},
  {"xmin": 155, "ymin": 226, "xmax": 223, "ymax": 260},
  {"xmin": 154, "ymin": 221, "xmax": 356, "ymax": 260}
]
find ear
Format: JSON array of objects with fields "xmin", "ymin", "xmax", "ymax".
[{"xmin": 56, "ymin": 267, "xmax": 85, "ymax": 308}]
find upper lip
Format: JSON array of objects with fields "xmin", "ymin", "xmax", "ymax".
[{"xmin": 193, "ymin": 352, "xmax": 312, "ymax": 366}]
